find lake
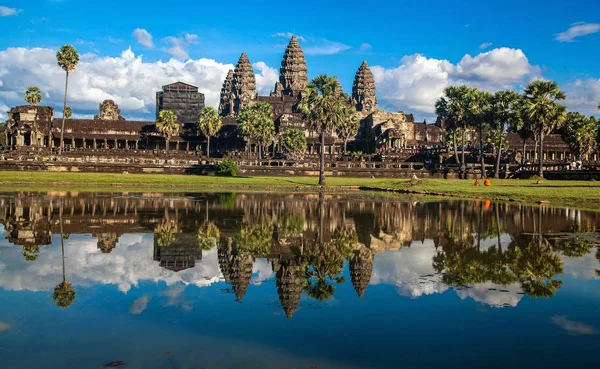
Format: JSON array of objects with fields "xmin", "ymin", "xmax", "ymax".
[{"xmin": 0, "ymin": 192, "xmax": 598, "ymax": 369}]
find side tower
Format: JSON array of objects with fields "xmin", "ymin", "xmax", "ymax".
[
  {"xmin": 156, "ymin": 82, "xmax": 205, "ymax": 124},
  {"xmin": 218, "ymin": 69, "xmax": 234, "ymax": 116},
  {"xmin": 231, "ymin": 53, "xmax": 257, "ymax": 115},
  {"xmin": 352, "ymin": 61, "xmax": 377, "ymax": 114},
  {"xmin": 272, "ymin": 35, "xmax": 308, "ymax": 98}
]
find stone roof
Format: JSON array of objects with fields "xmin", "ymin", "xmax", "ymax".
[
  {"xmin": 352, "ymin": 61, "xmax": 377, "ymax": 113},
  {"xmin": 506, "ymin": 133, "xmax": 569, "ymax": 150},
  {"xmin": 277, "ymin": 36, "xmax": 308, "ymax": 96},
  {"xmin": 162, "ymin": 82, "xmax": 199, "ymax": 92}
]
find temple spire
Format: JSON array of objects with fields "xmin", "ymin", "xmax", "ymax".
[
  {"xmin": 231, "ymin": 53, "xmax": 257, "ymax": 114},
  {"xmin": 352, "ymin": 60, "xmax": 377, "ymax": 113},
  {"xmin": 273, "ymin": 35, "xmax": 308, "ymax": 97},
  {"xmin": 218, "ymin": 69, "xmax": 234, "ymax": 117}
]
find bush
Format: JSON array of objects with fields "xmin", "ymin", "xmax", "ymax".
[{"xmin": 218, "ymin": 158, "xmax": 238, "ymax": 176}]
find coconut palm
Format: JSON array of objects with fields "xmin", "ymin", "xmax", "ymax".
[
  {"xmin": 298, "ymin": 74, "xmax": 347, "ymax": 185},
  {"xmin": 56, "ymin": 45, "xmax": 79, "ymax": 152},
  {"xmin": 53, "ymin": 206, "xmax": 75, "ymax": 308},
  {"xmin": 335, "ymin": 105, "xmax": 359, "ymax": 152},
  {"xmin": 490, "ymin": 90, "xmax": 522, "ymax": 178},
  {"xmin": 157, "ymin": 110, "xmax": 179, "ymax": 152},
  {"xmin": 197, "ymin": 107, "xmax": 222, "ymax": 158},
  {"xmin": 561, "ymin": 112, "xmax": 598, "ymax": 161},
  {"xmin": 521, "ymin": 80, "xmax": 567, "ymax": 178},
  {"xmin": 64, "ymin": 106, "xmax": 72, "ymax": 119},
  {"xmin": 24, "ymin": 86, "xmax": 42, "ymax": 106}
]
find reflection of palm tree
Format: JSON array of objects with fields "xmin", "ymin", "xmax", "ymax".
[
  {"xmin": 554, "ymin": 239, "xmax": 594, "ymax": 258},
  {"xmin": 197, "ymin": 222, "xmax": 220, "ymax": 251},
  {"xmin": 53, "ymin": 205, "xmax": 75, "ymax": 308},
  {"xmin": 155, "ymin": 219, "xmax": 178, "ymax": 247},
  {"xmin": 22, "ymin": 244, "xmax": 40, "ymax": 261}
]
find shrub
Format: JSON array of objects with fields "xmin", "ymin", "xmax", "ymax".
[{"xmin": 218, "ymin": 158, "xmax": 238, "ymax": 176}]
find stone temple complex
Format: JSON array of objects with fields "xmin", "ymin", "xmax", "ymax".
[{"xmin": 3, "ymin": 35, "xmax": 595, "ymax": 177}]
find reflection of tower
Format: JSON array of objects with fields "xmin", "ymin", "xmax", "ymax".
[
  {"xmin": 218, "ymin": 237, "xmax": 233, "ymax": 283},
  {"xmin": 153, "ymin": 233, "xmax": 202, "ymax": 272},
  {"xmin": 96, "ymin": 233, "xmax": 119, "ymax": 254},
  {"xmin": 276, "ymin": 262, "xmax": 304, "ymax": 318},
  {"xmin": 350, "ymin": 245, "xmax": 374, "ymax": 297},
  {"xmin": 230, "ymin": 253, "xmax": 253, "ymax": 301}
]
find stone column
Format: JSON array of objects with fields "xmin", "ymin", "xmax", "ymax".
[
  {"xmin": 135, "ymin": 141, "xmax": 139, "ymax": 150},
  {"xmin": 104, "ymin": 139, "xmax": 107, "ymax": 149}
]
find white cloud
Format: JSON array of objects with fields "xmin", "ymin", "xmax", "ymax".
[
  {"xmin": 129, "ymin": 295, "xmax": 150, "ymax": 315},
  {"xmin": 108, "ymin": 36, "xmax": 123, "ymax": 44},
  {"xmin": 552, "ymin": 316, "xmax": 600, "ymax": 335},
  {"xmin": 273, "ymin": 32, "xmax": 306, "ymax": 42},
  {"xmin": 0, "ymin": 47, "xmax": 239, "ymax": 119},
  {"xmin": 359, "ymin": 43, "xmax": 372, "ymax": 52},
  {"xmin": 253, "ymin": 61, "xmax": 279, "ymax": 96},
  {"xmin": 0, "ymin": 6, "xmax": 20, "ymax": 16},
  {"xmin": 164, "ymin": 33, "xmax": 199, "ymax": 59},
  {"xmin": 454, "ymin": 48, "xmax": 538, "ymax": 84},
  {"xmin": 0, "ymin": 102, "xmax": 9, "ymax": 121},
  {"xmin": 132, "ymin": 28, "xmax": 154, "ymax": 48},
  {"xmin": 555, "ymin": 22, "xmax": 600, "ymax": 42},
  {"xmin": 304, "ymin": 39, "xmax": 351, "ymax": 56},
  {"xmin": 479, "ymin": 42, "xmax": 493, "ymax": 50},
  {"xmin": 563, "ymin": 78, "xmax": 600, "ymax": 117},
  {"xmin": 251, "ymin": 258, "xmax": 275, "ymax": 286}
]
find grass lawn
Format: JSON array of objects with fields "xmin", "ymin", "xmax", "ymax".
[{"xmin": 1, "ymin": 171, "xmax": 599, "ymax": 209}]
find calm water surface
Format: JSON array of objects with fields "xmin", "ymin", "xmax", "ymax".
[{"xmin": 0, "ymin": 192, "xmax": 599, "ymax": 369}]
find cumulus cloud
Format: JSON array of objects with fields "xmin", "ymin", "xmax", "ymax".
[
  {"xmin": 253, "ymin": 61, "xmax": 279, "ymax": 96},
  {"xmin": 372, "ymin": 47, "xmax": 542, "ymax": 116},
  {"xmin": 0, "ymin": 6, "xmax": 20, "ymax": 16},
  {"xmin": 133, "ymin": 28, "xmax": 154, "ymax": 48},
  {"xmin": 273, "ymin": 32, "xmax": 306, "ymax": 42},
  {"xmin": 164, "ymin": 33, "xmax": 199, "ymax": 59},
  {"xmin": 359, "ymin": 43, "xmax": 372, "ymax": 52},
  {"xmin": 251, "ymin": 258, "xmax": 275, "ymax": 286},
  {"xmin": 129, "ymin": 295, "xmax": 150, "ymax": 315},
  {"xmin": 552, "ymin": 316, "xmax": 600, "ymax": 335},
  {"xmin": 479, "ymin": 42, "xmax": 493, "ymax": 50},
  {"xmin": 563, "ymin": 78, "xmax": 600, "ymax": 117},
  {"xmin": 555, "ymin": 22, "xmax": 600, "ymax": 42},
  {"xmin": 304, "ymin": 39, "xmax": 351, "ymax": 56}
]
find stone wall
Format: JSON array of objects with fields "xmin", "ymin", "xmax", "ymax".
[{"xmin": 156, "ymin": 90, "xmax": 205, "ymax": 124}]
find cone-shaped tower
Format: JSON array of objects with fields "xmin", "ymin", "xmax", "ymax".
[
  {"xmin": 276, "ymin": 263, "xmax": 304, "ymax": 318},
  {"xmin": 218, "ymin": 237, "xmax": 233, "ymax": 283},
  {"xmin": 273, "ymin": 36, "xmax": 308, "ymax": 98},
  {"xmin": 349, "ymin": 246, "xmax": 374, "ymax": 297},
  {"xmin": 352, "ymin": 61, "xmax": 377, "ymax": 113},
  {"xmin": 218, "ymin": 70, "xmax": 234, "ymax": 117},
  {"xmin": 230, "ymin": 253, "xmax": 254, "ymax": 301},
  {"xmin": 231, "ymin": 53, "xmax": 256, "ymax": 114}
]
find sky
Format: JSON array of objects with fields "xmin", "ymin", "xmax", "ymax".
[{"xmin": 0, "ymin": 0, "xmax": 599, "ymax": 121}]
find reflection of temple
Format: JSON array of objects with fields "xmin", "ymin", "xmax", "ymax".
[
  {"xmin": 217, "ymin": 237, "xmax": 253, "ymax": 301},
  {"xmin": 153, "ymin": 233, "xmax": 202, "ymax": 272}
]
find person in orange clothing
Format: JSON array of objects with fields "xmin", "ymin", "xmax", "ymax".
[
  {"xmin": 484, "ymin": 178, "xmax": 491, "ymax": 186},
  {"xmin": 474, "ymin": 179, "xmax": 481, "ymax": 186}
]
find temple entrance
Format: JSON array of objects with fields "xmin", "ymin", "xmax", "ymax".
[{"xmin": 23, "ymin": 132, "xmax": 31, "ymax": 146}]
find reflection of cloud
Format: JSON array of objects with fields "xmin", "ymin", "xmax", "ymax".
[
  {"xmin": 552, "ymin": 316, "xmax": 600, "ymax": 335},
  {"xmin": 252, "ymin": 258, "xmax": 275, "ymax": 286},
  {"xmin": 129, "ymin": 295, "xmax": 150, "ymax": 315},
  {"xmin": 161, "ymin": 285, "xmax": 192, "ymax": 311},
  {"xmin": 0, "ymin": 234, "xmax": 223, "ymax": 293},
  {"xmin": 455, "ymin": 283, "xmax": 523, "ymax": 307},
  {"xmin": 562, "ymin": 249, "xmax": 600, "ymax": 280},
  {"xmin": 0, "ymin": 321, "xmax": 10, "ymax": 331}
]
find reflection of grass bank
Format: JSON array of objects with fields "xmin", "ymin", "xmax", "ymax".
[{"xmin": 1, "ymin": 171, "xmax": 599, "ymax": 209}]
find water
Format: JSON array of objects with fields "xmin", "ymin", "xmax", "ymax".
[{"xmin": 0, "ymin": 192, "xmax": 599, "ymax": 369}]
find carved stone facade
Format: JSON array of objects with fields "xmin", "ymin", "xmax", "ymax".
[
  {"xmin": 156, "ymin": 82, "xmax": 205, "ymax": 124},
  {"xmin": 94, "ymin": 100, "xmax": 125, "ymax": 121},
  {"xmin": 352, "ymin": 61, "xmax": 377, "ymax": 113},
  {"xmin": 231, "ymin": 53, "xmax": 257, "ymax": 115},
  {"xmin": 218, "ymin": 69, "xmax": 234, "ymax": 116},
  {"xmin": 271, "ymin": 35, "xmax": 308, "ymax": 98}
]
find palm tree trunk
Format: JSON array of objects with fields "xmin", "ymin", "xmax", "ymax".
[
  {"xmin": 522, "ymin": 138, "xmax": 527, "ymax": 165},
  {"xmin": 452, "ymin": 130, "xmax": 459, "ymax": 164},
  {"xmin": 461, "ymin": 127, "xmax": 466, "ymax": 178},
  {"xmin": 165, "ymin": 138, "xmax": 169, "ymax": 152},
  {"xmin": 344, "ymin": 139, "xmax": 348, "ymax": 153},
  {"xmin": 479, "ymin": 125, "xmax": 486, "ymax": 179},
  {"xmin": 495, "ymin": 203, "xmax": 502, "ymax": 250},
  {"xmin": 538, "ymin": 128, "xmax": 544, "ymax": 178},
  {"xmin": 60, "ymin": 205, "xmax": 66, "ymax": 284},
  {"xmin": 495, "ymin": 134, "xmax": 503, "ymax": 179},
  {"xmin": 207, "ymin": 136, "xmax": 211, "ymax": 158},
  {"xmin": 319, "ymin": 132, "xmax": 326, "ymax": 186},
  {"xmin": 60, "ymin": 71, "xmax": 69, "ymax": 153}
]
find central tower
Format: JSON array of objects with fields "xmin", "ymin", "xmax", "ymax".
[{"xmin": 271, "ymin": 35, "xmax": 308, "ymax": 98}]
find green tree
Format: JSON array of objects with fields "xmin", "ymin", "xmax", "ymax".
[
  {"xmin": 298, "ymin": 74, "xmax": 348, "ymax": 185},
  {"xmin": 157, "ymin": 110, "xmax": 179, "ymax": 152},
  {"xmin": 436, "ymin": 97, "xmax": 460, "ymax": 165},
  {"xmin": 24, "ymin": 86, "xmax": 42, "ymax": 106},
  {"xmin": 56, "ymin": 45, "xmax": 79, "ymax": 152},
  {"xmin": 490, "ymin": 90, "xmax": 522, "ymax": 178},
  {"xmin": 197, "ymin": 107, "xmax": 222, "ymax": 158},
  {"xmin": 281, "ymin": 129, "xmax": 307, "ymax": 160},
  {"xmin": 561, "ymin": 112, "xmax": 598, "ymax": 161},
  {"xmin": 254, "ymin": 116, "xmax": 276, "ymax": 159},
  {"xmin": 237, "ymin": 102, "xmax": 274, "ymax": 159},
  {"xmin": 335, "ymin": 105, "xmax": 359, "ymax": 152},
  {"xmin": 521, "ymin": 80, "xmax": 567, "ymax": 178},
  {"xmin": 154, "ymin": 219, "xmax": 178, "ymax": 247},
  {"xmin": 234, "ymin": 223, "xmax": 274, "ymax": 257},
  {"xmin": 64, "ymin": 106, "xmax": 72, "ymax": 119},
  {"xmin": 468, "ymin": 89, "xmax": 492, "ymax": 178},
  {"xmin": 197, "ymin": 222, "xmax": 220, "ymax": 251},
  {"xmin": 22, "ymin": 244, "xmax": 40, "ymax": 261}
]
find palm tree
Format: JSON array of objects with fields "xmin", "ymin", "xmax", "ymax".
[
  {"xmin": 197, "ymin": 222, "xmax": 220, "ymax": 251},
  {"xmin": 437, "ymin": 85, "xmax": 472, "ymax": 177},
  {"xmin": 298, "ymin": 75, "xmax": 347, "ymax": 185},
  {"xmin": 237, "ymin": 102, "xmax": 273, "ymax": 158},
  {"xmin": 335, "ymin": 105, "xmax": 359, "ymax": 152},
  {"xmin": 154, "ymin": 219, "xmax": 178, "ymax": 247},
  {"xmin": 64, "ymin": 106, "xmax": 72, "ymax": 119},
  {"xmin": 561, "ymin": 112, "xmax": 598, "ymax": 161},
  {"xmin": 24, "ymin": 86, "xmax": 42, "ymax": 106},
  {"xmin": 56, "ymin": 45, "xmax": 79, "ymax": 152},
  {"xmin": 521, "ymin": 80, "xmax": 567, "ymax": 178},
  {"xmin": 157, "ymin": 110, "xmax": 179, "ymax": 152},
  {"xmin": 491, "ymin": 90, "xmax": 522, "ymax": 178},
  {"xmin": 468, "ymin": 89, "xmax": 492, "ymax": 178},
  {"xmin": 281, "ymin": 129, "xmax": 307, "ymax": 160},
  {"xmin": 253, "ymin": 116, "xmax": 276, "ymax": 159},
  {"xmin": 197, "ymin": 107, "xmax": 222, "ymax": 158},
  {"xmin": 53, "ymin": 205, "xmax": 75, "ymax": 308},
  {"xmin": 435, "ymin": 96, "xmax": 460, "ymax": 165}
]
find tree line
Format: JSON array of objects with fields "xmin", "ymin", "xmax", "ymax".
[{"xmin": 436, "ymin": 81, "xmax": 599, "ymax": 179}]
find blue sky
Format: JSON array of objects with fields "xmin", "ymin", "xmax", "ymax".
[{"xmin": 0, "ymin": 0, "xmax": 599, "ymax": 120}]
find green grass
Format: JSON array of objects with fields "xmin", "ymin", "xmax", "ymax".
[{"xmin": 1, "ymin": 171, "xmax": 599, "ymax": 209}]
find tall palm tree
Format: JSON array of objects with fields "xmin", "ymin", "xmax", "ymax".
[
  {"xmin": 491, "ymin": 90, "xmax": 522, "ymax": 178},
  {"xmin": 561, "ymin": 112, "xmax": 598, "ymax": 161},
  {"xmin": 53, "ymin": 205, "xmax": 75, "ymax": 308},
  {"xmin": 237, "ymin": 102, "xmax": 273, "ymax": 158},
  {"xmin": 56, "ymin": 45, "xmax": 79, "ymax": 152},
  {"xmin": 521, "ymin": 80, "xmax": 567, "ymax": 178},
  {"xmin": 197, "ymin": 107, "xmax": 222, "ymax": 158},
  {"xmin": 335, "ymin": 105, "xmax": 359, "ymax": 152},
  {"xmin": 468, "ymin": 89, "xmax": 492, "ymax": 179},
  {"xmin": 435, "ymin": 96, "xmax": 460, "ymax": 165},
  {"xmin": 298, "ymin": 75, "xmax": 347, "ymax": 185},
  {"xmin": 438, "ymin": 85, "xmax": 472, "ymax": 177},
  {"xmin": 24, "ymin": 86, "xmax": 42, "ymax": 106},
  {"xmin": 157, "ymin": 110, "xmax": 179, "ymax": 152}
]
